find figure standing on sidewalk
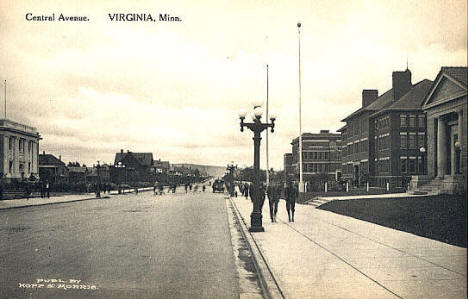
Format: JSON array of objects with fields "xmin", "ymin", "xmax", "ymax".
[
  {"xmin": 267, "ymin": 182, "xmax": 280, "ymax": 222},
  {"xmin": 45, "ymin": 180, "xmax": 50, "ymax": 198},
  {"xmin": 285, "ymin": 181, "xmax": 297, "ymax": 222}
]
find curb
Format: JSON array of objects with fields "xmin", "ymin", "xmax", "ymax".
[
  {"xmin": 228, "ymin": 197, "xmax": 285, "ymax": 299},
  {"xmin": 0, "ymin": 196, "xmax": 111, "ymax": 211}
]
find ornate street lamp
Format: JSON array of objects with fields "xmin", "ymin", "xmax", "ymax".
[
  {"xmin": 238, "ymin": 102, "xmax": 276, "ymax": 232},
  {"xmin": 419, "ymin": 147, "xmax": 426, "ymax": 174},
  {"xmin": 116, "ymin": 161, "xmax": 126, "ymax": 194},
  {"xmin": 96, "ymin": 161, "xmax": 101, "ymax": 198}
]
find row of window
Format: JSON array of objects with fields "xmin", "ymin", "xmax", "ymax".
[
  {"xmin": 345, "ymin": 119, "xmax": 369, "ymax": 138},
  {"xmin": 9, "ymin": 137, "xmax": 34, "ymax": 154},
  {"xmin": 343, "ymin": 140, "xmax": 368, "ymax": 156},
  {"xmin": 400, "ymin": 114, "xmax": 425, "ymax": 128},
  {"xmin": 376, "ymin": 159, "xmax": 390, "ymax": 173},
  {"xmin": 303, "ymin": 163, "xmax": 341, "ymax": 173},
  {"xmin": 400, "ymin": 134, "xmax": 424, "ymax": 149},
  {"xmin": 401, "ymin": 157, "xmax": 425, "ymax": 173},
  {"xmin": 302, "ymin": 151, "xmax": 341, "ymax": 161},
  {"xmin": 376, "ymin": 135, "xmax": 390, "ymax": 150},
  {"xmin": 375, "ymin": 116, "xmax": 390, "ymax": 130},
  {"xmin": 341, "ymin": 162, "xmax": 369, "ymax": 176}
]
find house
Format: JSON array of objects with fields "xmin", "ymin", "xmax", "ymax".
[
  {"xmin": 38, "ymin": 151, "xmax": 68, "ymax": 183},
  {"xmin": 113, "ymin": 149, "xmax": 154, "ymax": 182}
]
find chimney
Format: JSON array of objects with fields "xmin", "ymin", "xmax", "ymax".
[
  {"xmin": 120, "ymin": 149, "xmax": 123, "ymax": 154},
  {"xmin": 42, "ymin": 150, "xmax": 45, "ymax": 155},
  {"xmin": 362, "ymin": 89, "xmax": 379, "ymax": 107},
  {"xmin": 392, "ymin": 69, "xmax": 412, "ymax": 101},
  {"xmin": 320, "ymin": 130, "xmax": 330, "ymax": 134},
  {"xmin": 59, "ymin": 155, "xmax": 61, "ymax": 161}
]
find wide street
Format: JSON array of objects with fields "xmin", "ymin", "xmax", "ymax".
[{"xmin": 0, "ymin": 188, "xmax": 239, "ymax": 298}]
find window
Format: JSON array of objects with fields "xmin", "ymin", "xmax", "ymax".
[
  {"xmin": 400, "ymin": 135, "xmax": 407, "ymax": 149},
  {"xmin": 9, "ymin": 161, "xmax": 13, "ymax": 173},
  {"xmin": 409, "ymin": 158, "xmax": 416, "ymax": 173},
  {"xmin": 418, "ymin": 115, "xmax": 425, "ymax": 127},
  {"xmin": 417, "ymin": 156, "xmax": 424, "ymax": 173},
  {"xmin": 408, "ymin": 134, "xmax": 416, "ymax": 149},
  {"xmin": 401, "ymin": 158, "xmax": 407, "ymax": 173},
  {"xmin": 325, "ymin": 152, "xmax": 329, "ymax": 160},
  {"xmin": 409, "ymin": 115, "xmax": 416, "ymax": 127},
  {"xmin": 9, "ymin": 137, "xmax": 13, "ymax": 150},
  {"xmin": 400, "ymin": 114, "xmax": 407, "ymax": 127},
  {"xmin": 19, "ymin": 139, "xmax": 24, "ymax": 153},
  {"xmin": 417, "ymin": 134, "xmax": 424, "ymax": 148}
]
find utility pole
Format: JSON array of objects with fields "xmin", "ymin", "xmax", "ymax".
[
  {"xmin": 297, "ymin": 22, "xmax": 304, "ymax": 192},
  {"xmin": 266, "ymin": 64, "xmax": 270, "ymax": 187}
]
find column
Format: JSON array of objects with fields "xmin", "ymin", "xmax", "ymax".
[
  {"xmin": 458, "ymin": 110, "xmax": 463, "ymax": 172},
  {"xmin": 437, "ymin": 117, "xmax": 447, "ymax": 178},
  {"xmin": 451, "ymin": 127, "xmax": 456, "ymax": 175}
]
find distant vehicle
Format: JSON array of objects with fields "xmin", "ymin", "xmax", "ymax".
[{"xmin": 212, "ymin": 179, "xmax": 225, "ymax": 193}]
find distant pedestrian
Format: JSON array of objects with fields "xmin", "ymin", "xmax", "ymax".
[
  {"xmin": 40, "ymin": 181, "xmax": 45, "ymax": 198},
  {"xmin": 284, "ymin": 181, "xmax": 297, "ymax": 222},
  {"xmin": 189, "ymin": 184, "xmax": 192, "ymax": 192},
  {"xmin": 24, "ymin": 183, "xmax": 31, "ymax": 201},
  {"xmin": 45, "ymin": 181, "xmax": 50, "ymax": 198},
  {"xmin": 202, "ymin": 185, "xmax": 206, "ymax": 192},
  {"xmin": 185, "ymin": 184, "xmax": 188, "ymax": 193},
  {"xmin": 159, "ymin": 184, "xmax": 164, "ymax": 195},
  {"xmin": 244, "ymin": 183, "xmax": 249, "ymax": 199}
]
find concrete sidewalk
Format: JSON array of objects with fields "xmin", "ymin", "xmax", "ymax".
[
  {"xmin": 0, "ymin": 193, "xmax": 107, "ymax": 210},
  {"xmin": 231, "ymin": 197, "xmax": 467, "ymax": 298}
]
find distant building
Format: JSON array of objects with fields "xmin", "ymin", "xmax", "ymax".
[
  {"xmin": 113, "ymin": 149, "xmax": 154, "ymax": 182},
  {"xmin": 283, "ymin": 153, "xmax": 294, "ymax": 180},
  {"xmin": 68, "ymin": 166, "xmax": 88, "ymax": 184},
  {"xmin": 290, "ymin": 130, "xmax": 342, "ymax": 180},
  {"xmin": 152, "ymin": 159, "xmax": 170, "ymax": 174},
  {"xmin": 0, "ymin": 119, "xmax": 41, "ymax": 180},
  {"xmin": 38, "ymin": 151, "xmax": 68, "ymax": 183},
  {"xmin": 411, "ymin": 67, "xmax": 467, "ymax": 194}
]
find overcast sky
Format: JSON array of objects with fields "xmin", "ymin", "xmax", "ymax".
[{"xmin": 1, "ymin": 0, "xmax": 466, "ymax": 169}]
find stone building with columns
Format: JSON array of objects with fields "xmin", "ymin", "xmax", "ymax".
[
  {"xmin": 413, "ymin": 67, "xmax": 467, "ymax": 194},
  {"xmin": 0, "ymin": 119, "xmax": 41, "ymax": 180}
]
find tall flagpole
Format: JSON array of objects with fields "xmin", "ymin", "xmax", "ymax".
[
  {"xmin": 4, "ymin": 80, "xmax": 6, "ymax": 119},
  {"xmin": 297, "ymin": 23, "xmax": 304, "ymax": 192},
  {"xmin": 266, "ymin": 64, "xmax": 270, "ymax": 187}
]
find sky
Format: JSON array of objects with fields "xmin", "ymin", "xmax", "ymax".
[{"xmin": 0, "ymin": 0, "xmax": 466, "ymax": 169}]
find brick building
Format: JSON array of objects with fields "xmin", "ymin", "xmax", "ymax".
[
  {"xmin": 0, "ymin": 119, "xmax": 41, "ymax": 181},
  {"xmin": 340, "ymin": 69, "xmax": 433, "ymax": 188},
  {"xmin": 290, "ymin": 130, "xmax": 342, "ymax": 181},
  {"xmin": 283, "ymin": 153, "xmax": 293, "ymax": 180}
]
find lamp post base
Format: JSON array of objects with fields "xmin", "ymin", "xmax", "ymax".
[
  {"xmin": 248, "ymin": 226, "xmax": 265, "ymax": 232},
  {"xmin": 249, "ymin": 210, "xmax": 264, "ymax": 232}
]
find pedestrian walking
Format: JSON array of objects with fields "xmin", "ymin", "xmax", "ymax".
[
  {"xmin": 202, "ymin": 185, "xmax": 206, "ymax": 192},
  {"xmin": 284, "ymin": 181, "xmax": 298, "ymax": 222},
  {"xmin": 244, "ymin": 183, "xmax": 249, "ymax": 199},
  {"xmin": 267, "ymin": 183, "xmax": 280, "ymax": 222}
]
